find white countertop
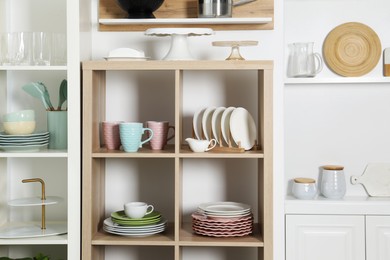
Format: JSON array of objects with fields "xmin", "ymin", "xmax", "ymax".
[{"xmin": 285, "ymin": 195, "xmax": 390, "ymax": 215}]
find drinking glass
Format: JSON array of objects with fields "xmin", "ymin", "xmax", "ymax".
[{"xmin": 33, "ymin": 32, "xmax": 51, "ymax": 65}]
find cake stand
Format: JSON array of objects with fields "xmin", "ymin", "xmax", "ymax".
[
  {"xmin": 0, "ymin": 178, "xmax": 67, "ymax": 238},
  {"xmin": 145, "ymin": 28, "xmax": 214, "ymax": 60},
  {"xmin": 212, "ymin": 40, "xmax": 258, "ymax": 60}
]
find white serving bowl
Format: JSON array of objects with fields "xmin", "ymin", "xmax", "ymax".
[{"xmin": 3, "ymin": 121, "xmax": 36, "ymax": 135}]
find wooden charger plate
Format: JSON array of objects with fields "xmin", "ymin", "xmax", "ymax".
[{"xmin": 323, "ymin": 22, "xmax": 381, "ymax": 77}]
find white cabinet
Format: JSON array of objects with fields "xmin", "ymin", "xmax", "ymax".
[
  {"xmin": 286, "ymin": 214, "xmax": 390, "ymax": 260},
  {"xmin": 0, "ymin": 0, "xmax": 85, "ymax": 259},
  {"xmin": 286, "ymin": 215, "xmax": 365, "ymax": 260},
  {"xmin": 366, "ymin": 216, "xmax": 390, "ymax": 260}
]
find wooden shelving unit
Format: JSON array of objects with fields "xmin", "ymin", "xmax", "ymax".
[{"xmin": 82, "ymin": 60, "xmax": 273, "ymax": 260}]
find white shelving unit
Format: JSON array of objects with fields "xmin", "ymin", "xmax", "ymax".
[{"xmin": 0, "ymin": 0, "xmax": 83, "ymax": 258}]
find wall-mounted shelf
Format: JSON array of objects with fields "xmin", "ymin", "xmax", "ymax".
[
  {"xmin": 99, "ymin": 17, "xmax": 273, "ymax": 25},
  {"xmin": 284, "ymin": 77, "xmax": 390, "ymax": 85},
  {"xmin": 99, "ymin": 0, "xmax": 274, "ymax": 31}
]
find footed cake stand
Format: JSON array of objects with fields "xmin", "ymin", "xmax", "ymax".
[
  {"xmin": 212, "ymin": 40, "xmax": 258, "ymax": 60},
  {"xmin": 145, "ymin": 28, "xmax": 214, "ymax": 60},
  {"xmin": 0, "ymin": 178, "xmax": 67, "ymax": 238}
]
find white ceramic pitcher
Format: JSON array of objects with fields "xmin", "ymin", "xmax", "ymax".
[{"xmin": 287, "ymin": 42, "xmax": 323, "ymax": 77}]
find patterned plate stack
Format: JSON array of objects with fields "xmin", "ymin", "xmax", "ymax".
[{"xmin": 192, "ymin": 201, "xmax": 253, "ymax": 237}]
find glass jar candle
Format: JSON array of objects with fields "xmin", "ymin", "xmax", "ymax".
[{"xmin": 321, "ymin": 165, "xmax": 346, "ymax": 199}]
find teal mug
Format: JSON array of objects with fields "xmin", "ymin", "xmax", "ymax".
[{"xmin": 119, "ymin": 122, "xmax": 153, "ymax": 152}]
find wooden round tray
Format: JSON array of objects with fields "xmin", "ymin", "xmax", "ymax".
[{"xmin": 323, "ymin": 22, "xmax": 381, "ymax": 77}]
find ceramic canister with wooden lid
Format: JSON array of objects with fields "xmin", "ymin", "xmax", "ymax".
[
  {"xmin": 292, "ymin": 177, "xmax": 317, "ymax": 199},
  {"xmin": 321, "ymin": 165, "xmax": 346, "ymax": 199}
]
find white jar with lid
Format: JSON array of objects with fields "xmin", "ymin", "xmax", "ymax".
[
  {"xmin": 292, "ymin": 178, "xmax": 317, "ymax": 199},
  {"xmin": 321, "ymin": 165, "xmax": 346, "ymax": 199}
]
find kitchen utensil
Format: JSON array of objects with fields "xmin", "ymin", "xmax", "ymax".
[
  {"xmin": 186, "ymin": 137, "xmax": 216, "ymax": 152},
  {"xmin": 229, "ymin": 107, "xmax": 257, "ymax": 150},
  {"xmin": 320, "ymin": 165, "xmax": 346, "ymax": 199},
  {"xmin": 124, "ymin": 202, "xmax": 154, "ymax": 219},
  {"xmin": 198, "ymin": 0, "xmax": 232, "ymax": 18},
  {"xmin": 22, "ymin": 82, "xmax": 54, "ymax": 111},
  {"xmin": 287, "ymin": 42, "xmax": 323, "ymax": 77},
  {"xmin": 212, "ymin": 41, "xmax": 258, "ymax": 60},
  {"xmin": 116, "ymin": 0, "xmax": 165, "ymax": 18},
  {"xmin": 198, "ymin": 0, "xmax": 256, "ymax": 18},
  {"xmin": 292, "ymin": 178, "xmax": 317, "ymax": 200},
  {"xmin": 47, "ymin": 111, "xmax": 67, "ymax": 149},
  {"xmin": 145, "ymin": 121, "xmax": 175, "ymax": 150},
  {"xmin": 144, "ymin": 28, "xmax": 214, "ymax": 60},
  {"xmin": 351, "ymin": 163, "xmax": 390, "ymax": 197},
  {"xmin": 58, "ymin": 79, "xmax": 67, "ymax": 110},
  {"xmin": 3, "ymin": 121, "xmax": 36, "ymax": 135},
  {"xmin": 3, "ymin": 110, "xmax": 35, "ymax": 122},
  {"xmin": 323, "ymin": 22, "xmax": 381, "ymax": 77},
  {"xmin": 119, "ymin": 122, "xmax": 153, "ymax": 152}
]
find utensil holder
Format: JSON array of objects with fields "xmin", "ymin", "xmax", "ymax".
[{"xmin": 47, "ymin": 111, "xmax": 67, "ymax": 149}]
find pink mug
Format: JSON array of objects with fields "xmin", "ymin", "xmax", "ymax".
[
  {"xmin": 102, "ymin": 121, "xmax": 123, "ymax": 150},
  {"xmin": 146, "ymin": 121, "xmax": 175, "ymax": 150}
]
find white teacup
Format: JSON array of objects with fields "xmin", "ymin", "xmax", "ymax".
[
  {"xmin": 124, "ymin": 202, "xmax": 154, "ymax": 219},
  {"xmin": 186, "ymin": 138, "xmax": 216, "ymax": 152}
]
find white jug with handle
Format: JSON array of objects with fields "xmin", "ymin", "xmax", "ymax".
[{"xmin": 287, "ymin": 42, "xmax": 323, "ymax": 77}]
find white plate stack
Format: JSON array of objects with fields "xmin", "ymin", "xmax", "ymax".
[{"xmin": 192, "ymin": 202, "xmax": 253, "ymax": 237}]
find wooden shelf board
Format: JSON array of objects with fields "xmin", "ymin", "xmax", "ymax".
[
  {"xmin": 91, "ymin": 225, "xmax": 175, "ymax": 246},
  {"xmin": 82, "ymin": 60, "xmax": 274, "ymax": 71},
  {"xmin": 99, "ymin": 17, "xmax": 272, "ymax": 25},
  {"xmin": 179, "ymin": 222, "xmax": 264, "ymax": 247},
  {"xmin": 180, "ymin": 146, "xmax": 264, "ymax": 158},
  {"xmin": 90, "ymin": 146, "xmax": 263, "ymax": 159}
]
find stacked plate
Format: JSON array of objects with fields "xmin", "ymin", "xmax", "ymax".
[
  {"xmin": 0, "ymin": 131, "xmax": 49, "ymax": 152},
  {"xmin": 192, "ymin": 202, "xmax": 253, "ymax": 237},
  {"xmin": 193, "ymin": 107, "xmax": 256, "ymax": 150},
  {"xmin": 103, "ymin": 210, "xmax": 167, "ymax": 237}
]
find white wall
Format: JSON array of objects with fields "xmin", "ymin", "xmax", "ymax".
[
  {"xmin": 88, "ymin": 0, "xmax": 285, "ymax": 259},
  {"xmin": 284, "ymin": 0, "xmax": 390, "ymax": 196}
]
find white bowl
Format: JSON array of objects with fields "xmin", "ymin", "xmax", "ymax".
[
  {"xmin": 3, "ymin": 121, "xmax": 36, "ymax": 135},
  {"xmin": 3, "ymin": 110, "xmax": 35, "ymax": 122}
]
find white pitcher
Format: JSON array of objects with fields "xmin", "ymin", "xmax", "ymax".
[{"xmin": 287, "ymin": 42, "xmax": 323, "ymax": 77}]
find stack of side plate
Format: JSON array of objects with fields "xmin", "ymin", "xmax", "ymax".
[
  {"xmin": 192, "ymin": 107, "xmax": 257, "ymax": 150},
  {"xmin": 104, "ymin": 210, "xmax": 167, "ymax": 237},
  {"xmin": 192, "ymin": 202, "xmax": 253, "ymax": 237},
  {"xmin": 0, "ymin": 131, "xmax": 50, "ymax": 152}
]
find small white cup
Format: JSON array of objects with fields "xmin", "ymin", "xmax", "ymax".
[
  {"xmin": 186, "ymin": 138, "xmax": 217, "ymax": 152},
  {"xmin": 124, "ymin": 202, "xmax": 154, "ymax": 219}
]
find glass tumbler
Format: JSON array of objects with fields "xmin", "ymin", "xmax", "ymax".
[{"xmin": 321, "ymin": 165, "xmax": 346, "ymax": 199}]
